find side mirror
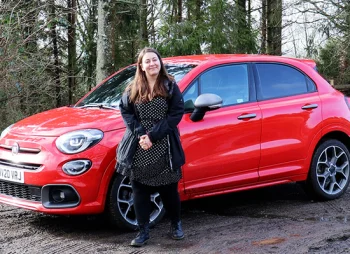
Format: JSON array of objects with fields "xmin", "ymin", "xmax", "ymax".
[
  {"xmin": 190, "ymin": 93, "xmax": 223, "ymax": 122},
  {"xmin": 184, "ymin": 99, "xmax": 195, "ymax": 113}
]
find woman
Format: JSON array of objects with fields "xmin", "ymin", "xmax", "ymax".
[{"xmin": 116, "ymin": 47, "xmax": 185, "ymax": 247}]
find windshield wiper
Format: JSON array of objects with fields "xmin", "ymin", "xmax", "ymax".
[{"xmin": 77, "ymin": 103, "xmax": 118, "ymax": 110}]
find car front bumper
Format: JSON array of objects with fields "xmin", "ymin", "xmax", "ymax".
[{"xmin": 0, "ymin": 131, "xmax": 119, "ymax": 215}]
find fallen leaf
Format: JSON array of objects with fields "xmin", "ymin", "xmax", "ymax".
[{"xmin": 252, "ymin": 238, "xmax": 286, "ymax": 245}]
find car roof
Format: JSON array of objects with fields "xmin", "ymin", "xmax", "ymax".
[{"xmin": 163, "ymin": 54, "xmax": 316, "ymax": 69}]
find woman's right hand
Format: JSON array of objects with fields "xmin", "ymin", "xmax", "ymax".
[{"xmin": 139, "ymin": 135, "xmax": 153, "ymax": 150}]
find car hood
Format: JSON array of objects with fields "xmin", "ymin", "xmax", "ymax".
[{"xmin": 10, "ymin": 106, "xmax": 125, "ymax": 136}]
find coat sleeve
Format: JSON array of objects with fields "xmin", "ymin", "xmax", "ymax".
[
  {"xmin": 147, "ymin": 82, "xmax": 184, "ymax": 142},
  {"xmin": 119, "ymin": 92, "xmax": 146, "ymax": 137}
]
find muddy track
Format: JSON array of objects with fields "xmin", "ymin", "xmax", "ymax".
[{"xmin": 1, "ymin": 183, "xmax": 350, "ymax": 253}]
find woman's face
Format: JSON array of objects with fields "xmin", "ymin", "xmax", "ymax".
[{"xmin": 140, "ymin": 52, "xmax": 161, "ymax": 79}]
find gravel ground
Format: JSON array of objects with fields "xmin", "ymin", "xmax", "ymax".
[{"xmin": 1, "ymin": 183, "xmax": 350, "ymax": 254}]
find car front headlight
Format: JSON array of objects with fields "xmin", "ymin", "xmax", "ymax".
[
  {"xmin": 0, "ymin": 124, "xmax": 14, "ymax": 139},
  {"xmin": 56, "ymin": 129, "xmax": 104, "ymax": 154}
]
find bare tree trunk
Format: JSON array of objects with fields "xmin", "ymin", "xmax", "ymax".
[
  {"xmin": 247, "ymin": 0, "xmax": 251, "ymax": 28},
  {"xmin": 110, "ymin": 5, "xmax": 117, "ymax": 72},
  {"xmin": 49, "ymin": 0, "xmax": 61, "ymax": 107},
  {"xmin": 149, "ymin": 0, "xmax": 156, "ymax": 44},
  {"xmin": 267, "ymin": 0, "xmax": 282, "ymax": 55},
  {"xmin": 186, "ymin": 0, "xmax": 191, "ymax": 20},
  {"xmin": 67, "ymin": 0, "xmax": 76, "ymax": 105},
  {"xmin": 87, "ymin": 0, "xmax": 97, "ymax": 91},
  {"xmin": 195, "ymin": 0, "xmax": 201, "ymax": 21},
  {"xmin": 140, "ymin": 0, "xmax": 148, "ymax": 46},
  {"xmin": 194, "ymin": 0, "xmax": 202, "ymax": 54},
  {"xmin": 236, "ymin": 0, "xmax": 247, "ymax": 53},
  {"xmin": 171, "ymin": 0, "xmax": 176, "ymax": 23},
  {"xmin": 261, "ymin": 0, "xmax": 267, "ymax": 54},
  {"xmin": 177, "ymin": 0, "xmax": 182, "ymax": 23},
  {"xmin": 96, "ymin": 0, "xmax": 108, "ymax": 84},
  {"xmin": 23, "ymin": 0, "xmax": 38, "ymax": 115}
]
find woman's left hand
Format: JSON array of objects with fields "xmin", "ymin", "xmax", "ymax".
[{"xmin": 139, "ymin": 135, "xmax": 153, "ymax": 150}]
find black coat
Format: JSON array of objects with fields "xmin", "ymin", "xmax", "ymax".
[{"xmin": 116, "ymin": 80, "xmax": 185, "ymax": 176}]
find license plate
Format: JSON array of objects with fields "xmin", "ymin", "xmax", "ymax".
[{"xmin": 0, "ymin": 167, "xmax": 24, "ymax": 183}]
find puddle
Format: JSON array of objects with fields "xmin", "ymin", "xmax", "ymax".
[
  {"xmin": 326, "ymin": 234, "xmax": 350, "ymax": 242},
  {"xmin": 305, "ymin": 216, "xmax": 349, "ymax": 223}
]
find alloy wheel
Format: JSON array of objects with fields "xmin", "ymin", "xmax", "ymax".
[
  {"xmin": 316, "ymin": 145, "xmax": 350, "ymax": 195},
  {"xmin": 116, "ymin": 176, "xmax": 164, "ymax": 226}
]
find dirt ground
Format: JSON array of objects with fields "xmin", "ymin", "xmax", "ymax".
[{"xmin": 1, "ymin": 183, "xmax": 350, "ymax": 254}]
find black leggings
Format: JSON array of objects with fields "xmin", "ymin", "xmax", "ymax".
[{"xmin": 131, "ymin": 180, "xmax": 181, "ymax": 225}]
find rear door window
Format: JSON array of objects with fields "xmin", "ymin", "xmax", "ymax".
[{"xmin": 255, "ymin": 63, "xmax": 316, "ymax": 100}]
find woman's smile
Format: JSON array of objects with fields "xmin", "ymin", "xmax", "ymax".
[{"xmin": 141, "ymin": 52, "xmax": 161, "ymax": 77}]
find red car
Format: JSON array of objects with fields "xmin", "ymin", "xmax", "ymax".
[{"xmin": 0, "ymin": 54, "xmax": 350, "ymax": 230}]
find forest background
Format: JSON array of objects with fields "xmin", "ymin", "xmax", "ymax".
[{"xmin": 0, "ymin": 0, "xmax": 349, "ymax": 131}]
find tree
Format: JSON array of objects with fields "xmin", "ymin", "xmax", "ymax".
[
  {"xmin": 260, "ymin": 0, "xmax": 267, "ymax": 53},
  {"xmin": 49, "ymin": 0, "xmax": 62, "ymax": 107},
  {"xmin": 67, "ymin": 0, "xmax": 77, "ymax": 104},
  {"xmin": 76, "ymin": 0, "xmax": 98, "ymax": 92},
  {"xmin": 266, "ymin": 0, "xmax": 282, "ymax": 55},
  {"xmin": 236, "ymin": 0, "xmax": 254, "ymax": 53},
  {"xmin": 96, "ymin": 0, "xmax": 108, "ymax": 83},
  {"xmin": 317, "ymin": 39, "xmax": 341, "ymax": 83},
  {"xmin": 0, "ymin": 0, "xmax": 89, "ymax": 130},
  {"xmin": 155, "ymin": 0, "xmax": 258, "ymax": 56},
  {"xmin": 140, "ymin": 0, "xmax": 148, "ymax": 46},
  {"xmin": 299, "ymin": 0, "xmax": 350, "ymax": 84},
  {"xmin": 155, "ymin": 0, "xmax": 205, "ymax": 56}
]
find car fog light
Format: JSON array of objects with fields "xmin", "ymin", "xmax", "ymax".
[
  {"xmin": 62, "ymin": 160, "xmax": 92, "ymax": 175},
  {"xmin": 52, "ymin": 189, "xmax": 65, "ymax": 202},
  {"xmin": 42, "ymin": 185, "xmax": 80, "ymax": 208}
]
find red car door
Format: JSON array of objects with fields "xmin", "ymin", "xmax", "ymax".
[
  {"xmin": 179, "ymin": 64, "xmax": 262, "ymax": 196},
  {"xmin": 254, "ymin": 63, "xmax": 323, "ymax": 181}
]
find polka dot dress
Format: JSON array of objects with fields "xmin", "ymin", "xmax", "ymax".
[{"xmin": 130, "ymin": 96, "xmax": 182, "ymax": 186}]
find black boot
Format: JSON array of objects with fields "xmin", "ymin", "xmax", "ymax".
[
  {"xmin": 130, "ymin": 224, "xmax": 150, "ymax": 247},
  {"xmin": 170, "ymin": 221, "xmax": 184, "ymax": 240}
]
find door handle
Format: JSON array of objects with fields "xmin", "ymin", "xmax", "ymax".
[
  {"xmin": 237, "ymin": 113, "xmax": 257, "ymax": 120},
  {"xmin": 301, "ymin": 104, "xmax": 318, "ymax": 110}
]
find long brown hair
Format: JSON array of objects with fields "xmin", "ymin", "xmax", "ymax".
[{"xmin": 128, "ymin": 47, "xmax": 174, "ymax": 103}]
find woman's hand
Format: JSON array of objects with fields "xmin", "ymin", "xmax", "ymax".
[{"xmin": 139, "ymin": 134, "xmax": 153, "ymax": 150}]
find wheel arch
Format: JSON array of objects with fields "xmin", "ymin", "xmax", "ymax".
[
  {"xmin": 303, "ymin": 130, "xmax": 350, "ymax": 178},
  {"xmin": 104, "ymin": 170, "xmax": 119, "ymax": 211},
  {"xmin": 95, "ymin": 157, "xmax": 118, "ymax": 212},
  {"xmin": 315, "ymin": 131, "xmax": 350, "ymax": 156},
  {"xmin": 305, "ymin": 130, "xmax": 350, "ymax": 181}
]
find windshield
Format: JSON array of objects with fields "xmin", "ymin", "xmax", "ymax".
[{"xmin": 75, "ymin": 64, "xmax": 196, "ymax": 108}]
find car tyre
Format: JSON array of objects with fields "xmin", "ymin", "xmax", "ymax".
[
  {"xmin": 106, "ymin": 173, "xmax": 165, "ymax": 230},
  {"xmin": 307, "ymin": 139, "xmax": 350, "ymax": 200}
]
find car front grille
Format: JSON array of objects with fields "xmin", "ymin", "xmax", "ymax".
[
  {"xmin": 0, "ymin": 181, "xmax": 41, "ymax": 202},
  {"xmin": 0, "ymin": 144, "xmax": 41, "ymax": 154},
  {"xmin": 0, "ymin": 159, "xmax": 41, "ymax": 171}
]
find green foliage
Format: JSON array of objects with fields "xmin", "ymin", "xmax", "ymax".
[
  {"xmin": 317, "ymin": 39, "xmax": 341, "ymax": 81},
  {"xmin": 155, "ymin": 21, "xmax": 205, "ymax": 56},
  {"xmin": 316, "ymin": 37, "xmax": 350, "ymax": 86},
  {"xmin": 0, "ymin": 0, "xmax": 72, "ymax": 128},
  {"xmin": 305, "ymin": 0, "xmax": 350, "ymax": 85},
  {"xmin": 103, "ymin": 0, "xmax": 141, "ymax": 71},
  {"xmin": 155, "ymin": 0, "xmax": 258, "ymax": 56},
  {"xmin": 205, "ymin": 0, "xmax": 257, "ymax": 53}
]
